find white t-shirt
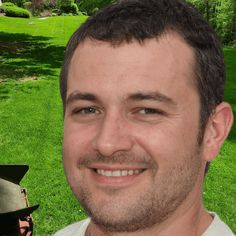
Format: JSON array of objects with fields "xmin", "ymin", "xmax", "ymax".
[{"xmin": 53, "ymin": 212, "xmax": 235, "ymax": 236}]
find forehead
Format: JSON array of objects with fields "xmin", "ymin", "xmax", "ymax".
[{"xmin": 68, "ymin": 32, "xmax": 197, "ymax": 101}]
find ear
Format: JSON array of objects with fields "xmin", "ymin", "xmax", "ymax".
[{"xmin": 202, "ymin": 102, "xmax": 234, "ymax": 162}]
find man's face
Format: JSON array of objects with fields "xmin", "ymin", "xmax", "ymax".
[{"xmin": 63, "ymin": 34, "xmax": 205, "ymax": 232}]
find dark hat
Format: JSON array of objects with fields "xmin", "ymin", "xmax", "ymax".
[{"xmin": 0, "ymin": 165, "xmax": 39, "ymax": 220}]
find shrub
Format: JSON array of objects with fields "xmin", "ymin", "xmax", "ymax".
[
  {"xmin": 70, "ymin": 3, "xmax": 78, "ymax": 15},
  {"xmin": 59, "ymin": 2, "xmax": 78, "ymax": 15},
  {"xmin": 52, "ymin": 8, "xmax": 58, "ymax": 13},
  {"xmin": 2, "ymin": 5, "xmax": 31, "ymax": 18},
  {"xmin": 78, "ymin": 11, "xmax": 87, "ymax": 16},
  {"xmin": 2, "ymin": 0, "xmax": 24, "ymax": 7},
  {"xmin": 57, "ymin": 0, "xmax": 73, "ymax": 8},
  {"xmin": 3, "ymin": 2, "xmax": 16, "ymax": 7},
  {"xmin": 44, "ymin": 0, "xmax": 57, "ymax": 10},
  {"xmin": 77, "ymin": 0, "xmax": 114, "ymax": 15},
  {"xmin": 23, "ymin": 1, "xmax": 32, "ymax": 10},
  {"xmin": 51, "ymin": 8, "xmax": 59, "ymax": 15}
]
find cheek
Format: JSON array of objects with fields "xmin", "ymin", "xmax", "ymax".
[
  {"xmin": 133, "ymin": 120, "xmax": 199, "ymax": 164},
  {"xmin": 62, "ymin": 122, "xmax": 96, "ymax": 181},
  {"xmin": 62, "ymin": 124, "xmax": 92, "ymax": 188},
  {"xmin": 63, "ymin": 121, "xmax": 97, "ymax": 156}
]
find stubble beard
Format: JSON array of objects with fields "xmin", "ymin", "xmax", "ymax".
[{"xmin": 71, "ymin": 145, "xmax": 202, "ymax": 234}]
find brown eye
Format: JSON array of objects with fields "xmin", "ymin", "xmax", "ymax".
[{"xmin": 139, "ymin": 108, "xmax": 163, "ymax": 115}]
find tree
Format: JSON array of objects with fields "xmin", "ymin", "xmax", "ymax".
[
  {"xmin": 76, "ymin": 0, "xmax": 114, "ymax": 15},
  {"xmin": 57, "ymin": 0, "xmax": 78, "ymax": 15},
  {"xmin": 31, "ymin": 0, "xmax": 44, "ymax": 14},
  {"xmin": 187, "ymin": 0, "xmax": 236, "ymax": 44}
]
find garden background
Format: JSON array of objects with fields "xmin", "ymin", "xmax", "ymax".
[{"xmin": 0, "ymin": 0, "xmax": 235, "ymax": 235}]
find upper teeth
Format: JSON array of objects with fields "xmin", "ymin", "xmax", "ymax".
[{"xmin": 96, "ymin": 169, "xmax": 142, "ymax": 177}]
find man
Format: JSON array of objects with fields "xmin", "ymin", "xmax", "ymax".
[{"xmin": 55, "ymin": 0, "xmax": 234, "ymax": 235}]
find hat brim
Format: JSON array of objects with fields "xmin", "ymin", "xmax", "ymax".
[
  {"xmin": 0, "ymin": 165, "xmax": 29, "ymax": 184},
  {"xmin": 0, "ymin": 204, "xmax": 39, "ymax": 219}
]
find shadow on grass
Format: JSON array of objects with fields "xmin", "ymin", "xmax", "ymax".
[
  {"xmin": 0, "ymin": 32, "xmax": 65, "ymax": 82},
  {"xmin": 0, "ymin": 32, "xmax": 235, "ymax": 142}
]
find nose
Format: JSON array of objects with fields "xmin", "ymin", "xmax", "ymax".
[{"xmin": 93, "ymin": 113, "xmax": 134, "ymax": 157}]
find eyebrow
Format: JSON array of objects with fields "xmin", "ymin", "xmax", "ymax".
[
  {"xmin": 66, "ymin": 90, "xmax": 177, "ymax": 107},
  {"xmin": 128, "ymin": 91, "xmax": 177, "ymax": 106},
  {"xmin": 66, "ymin": 91, "xmax": 99, "ymax": 105}
]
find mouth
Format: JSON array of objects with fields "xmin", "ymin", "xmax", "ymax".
[
  {"xmin": 95, "ymin": 168, "xmax": 144, "ymax": 177},
  {"xmin": 88, "ymin": 166, "xmax": 147, "ymax": 186}
]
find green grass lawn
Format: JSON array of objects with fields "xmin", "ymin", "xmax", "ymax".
[{"xmin": 0, "ymin": 16, "xmax": 235, "ymax": 235}]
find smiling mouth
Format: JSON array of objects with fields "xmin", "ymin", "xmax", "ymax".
[{"xmin": 95, "ymin": 169, "xmax": 144, "ymax": 177}]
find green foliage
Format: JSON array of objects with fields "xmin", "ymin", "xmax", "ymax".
[
  {"xmin": 187, "ymin": 0, "xmax": 236, "ymax": 44},
  {"xmin": 23, "ymin": 1, "xmax": 32, "ymax": 11},
  {"xmin": 212, "ymin": 0, "xmax": 235, "ymax": 44},
  {"xmin": 60, "ymin": 3, "xmax": 78, "ymax": 15},
  {"xmin": 57, "ymin": 0, "xmax": 72, "ymax": 9},
  {"xmin": 23, "ymin": 1, "xmax": 31, "ymax": 7},
  {"xmin": 51, "ymin": 8, "xmax": 59, "ymax": 14},
  {"xmin": 0, "ymin": 2, "xmax": 14, "ymax": 13},
  {"xmin": 2, "ymin": 0, "xmax": 24, "ymax": 7},
  {"xmin": 71, "ymin": 3, "xmax": 79, "ymax": 14},
  {"xmin": 43, "ymin": 0, "xmax": 57, "ymax": 10},
  {"xmin": 187, "ymin": 0, "xmax": 205, "ymax": 14},
  {"xmin": 57, "ymin": 0, "xmax": 78, "ymax": 15},
  {"xmin": 77, "ymin": 0, "xmax": 114, "ymax": 15},
  {"xmin": 1, "ymin": 4, "xmax": 31, "ymax": 18},
  {"xmin": 2, "ymin": 2, "xmax": 16, "ymax": 7}
]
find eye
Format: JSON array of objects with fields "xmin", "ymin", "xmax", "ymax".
[
  {"xmin": 73, "ymin": 107, "xmax": 100, "ymax": 115},
  {"xmin": 131, "ymin": 107, "xmax": 167, "ymax": 123},
  {"xmin": 139, "ymin": 108, "xmax": 164, "ymax": 115}
]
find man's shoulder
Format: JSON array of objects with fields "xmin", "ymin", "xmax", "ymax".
[
  {"xmin": 203, "ymin": 212, "xmax": 234, "ymax": 236},
  {"xmin": 53, "ymin": 218, "xmax": 90, "ymax": 236},
  {"xmin": 52, "ymin": 213, "xmax": 235, "ymax": 236}
]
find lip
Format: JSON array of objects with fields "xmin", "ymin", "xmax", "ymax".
[{"xmin": 88, "ymin": 162, "xmax": 148, "ymax": 170}]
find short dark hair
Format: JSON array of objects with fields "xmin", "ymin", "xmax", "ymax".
[{"xmin": 60, "ymin": 0, "xmax": 225, "ymax": 141}]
